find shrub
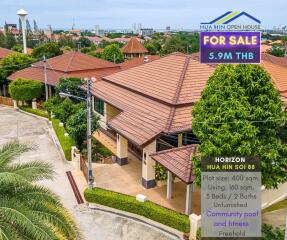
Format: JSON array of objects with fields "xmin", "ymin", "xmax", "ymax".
[
  {"xmin": 52, "ymin": 98, "xmax": 83, "ymax": 124},
  {"xmin": 262, "ymin": 224, "xmax": 285, "ymax": 240},
  {"xmin": 51, "ymin": 118, "xmax": 75, "ymax": 161},
  {"xmin": 66, "ymin": 108, "xmax": 100, "ymax": 150},
  {"xmin": 84, "ymin": 187, "xmax": 190, "ymax": 233},
  {"xmin": 9, "ymin": 78, "xmax": 43, "ymax": 101},
  {"xmin": 154, "ymin": 162, "xmax": 167, "ymax": 181},
  {"xmin": 19, "ymin": 106, "xmax": 48, "ymax": 118}
]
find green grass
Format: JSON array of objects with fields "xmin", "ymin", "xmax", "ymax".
[
  {"xmin": 262, "ymin": 199, "xmax": 287, "ymax": 213},
  {"xmin": 19, "ymin": 106, "xmax": 49, "ymax": 118},
  {"xmin": 84, "ymin": 187, "xmax": 190, "ymax": 233},
  {"xmin": 51, "ymin": 118, "xmax": 75, "ymax": 161}
]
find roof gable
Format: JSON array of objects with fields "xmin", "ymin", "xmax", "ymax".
[{"xmin": 122, "ymin": 37, "xmax": 148, "ymax": 54}]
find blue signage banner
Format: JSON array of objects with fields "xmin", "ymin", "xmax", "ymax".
[{"xmin": 200, "ymin": 31, "xmax": 261, "ymax": 64}]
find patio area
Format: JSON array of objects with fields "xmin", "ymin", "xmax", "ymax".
[{"xmin": 92, "ymin": 130, "xmax": 201, "ymax": 215}]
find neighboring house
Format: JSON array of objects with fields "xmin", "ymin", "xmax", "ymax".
[
  {"xmin": 90, "ymin": 51, "xmax": 287, "ymax": 192},
  {"xmin": 7, "ymin": 51, "xmax": 161, "ymax": 96},
  {"xmin": 121, "ymin": 37, "xmax": 148, "ymax": 59},
  {"xmin": 0, "ymin": 47, "xmax": 13, "ymax": 60},
  {"xmin": 7, "ymin": 51, "xmax": 121, "ymax": 96}
]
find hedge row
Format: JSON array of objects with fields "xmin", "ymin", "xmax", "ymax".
[
  {"xmin": 19, "ymin": 106, "xmax": 49, "ymax": 119},
  {"xmin": 84, "ymin": 187, "xmax": 190, "ymax": 233},
  {"xmin": 51, "ymin": 118, "xmax": 75, "ymax": 161}
]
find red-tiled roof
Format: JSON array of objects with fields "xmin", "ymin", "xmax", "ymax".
[
  {"xmin": 0, "ymin": 47, "xmax": 13, "ymax": 59},
  {"xmin": 33, "ymin": 51, "xmax": 117, "ymax": 72},
  {"xmin": 8, "ymin": 51, "xmax": 121, "ymax": 86},
  {"xmin": 122, "ymin": 37, "xmax": 148, "ymax": 54},
  {"xmin": 91, "ymin": 53, "xmax": 214, "ymax": 146},
  {"xmin": 261, "ymin": 53, "xmax": 287, "ymax": 68},
  {"xmin": 91, "ymin": 52, "xmax": 287, "ymax": 146},
  {"xmin": 150, "ymin": 145, "xmax": 197, "ymax": 184},
  {"xmin": 119, "ymin": 55, "xmax": 161, "ymax": 70}
]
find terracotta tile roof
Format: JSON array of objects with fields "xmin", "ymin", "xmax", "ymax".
[
  {"xmin": 261, "ymin": 53, "xmax": 287, "ymax": 68},
  {"xmin": 119, "ymin": 55, "xmax": 161, "ymax": 70},
  {"xmin": 0, "ymin": 47, "xmax": 13, "ymax": 59},
  {"xmin": 32, "ymin": 51, "xmax": 117, "ymax": 72},
  {"xmin": 91, "ymin": 53, "xmax": 214, "ymax": 146},
  {"xmin": 92, "ymin": 52, "xmax": 287, "ymax": 146},
  {"xmin": 122, "ymin": 37, "xmax": 148, "ymax": 54},
  {"xmin": 104, "ymin": 53, "xmax": 214, "ymax": 105},
  {"xmin": 8, "ymin": 51, "xmax": 121, "ymax": 86},
  {"xmin": 150, "ymin": 145, "xmax": 198, "ymax": 184}
]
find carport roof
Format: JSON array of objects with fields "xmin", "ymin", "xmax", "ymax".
[{"xmin": 150, "ymin": 145, "xmax": 198, "ymax": 184}]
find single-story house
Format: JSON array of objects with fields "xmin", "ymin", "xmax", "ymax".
[
  {"xmin": 7, "ymin": 51, "xmax": 122, "ymax": 97},
  {"xmin": 90, "ymin": 51, "xmax": 287, "ymax": 191}
]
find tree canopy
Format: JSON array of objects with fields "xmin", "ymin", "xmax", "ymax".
[
  {"xmin": 9, "ymin": 78, "xmax": 43, "ymax": 101},
  {"xmin": 102, "ymin": 44, "xmax": 124, "ymax": 63},
  {"xmin": 192, "ymin": 64, "xmax": 287, "ymax": 189},
  {"xmin": 32, "ymin": 42, "xmax": 63, "ymax": 59},
  {"xmin": 0, "ymin": 52, "xmax": 35, "ymax": 84},
  {"xmin": 66, "ymin": 108, "xmax": 100, "ymax": 149},
  {"xmin": 0, "ymin": 141, "xmax": 80, "ymax": 239}
]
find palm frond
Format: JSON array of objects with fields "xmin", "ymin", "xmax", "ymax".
[
  {"xmin": 0, "ymin": 141, "xmax": 36, "ymax": 168},
  {"xmin": 3, "ymin": 161, "xmax": 55, "ymax": 182}
]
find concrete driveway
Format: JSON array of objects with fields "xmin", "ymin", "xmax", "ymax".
[{"xmin": 0, "ymin": 105, "xmax": 179, "ymax": 240}]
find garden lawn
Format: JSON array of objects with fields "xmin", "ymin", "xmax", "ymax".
[
  {"xmin": 51, "ymin": 118, "xmax": 75, "ymax": 161},
  {"xmin": 19, "ymin": 106, "xmax": 49, "ymax": 118}
]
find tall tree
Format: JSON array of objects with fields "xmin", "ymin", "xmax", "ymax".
[
  {"xmin": 102, "ymin": 44, "xmax": 124, "ymax": 63},
  {"xmin": 32, "ymin": 42, "xmax": 63, "ymax": 59},
  {"xmin": 192, "ymin": 64, "xmax": 287, "ymax": 189},
  {"xmin": 0, "ymin": 141, "xmax": 80, "ymax": 239}
]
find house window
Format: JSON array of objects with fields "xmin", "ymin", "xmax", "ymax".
[
  {"xmin": 94, "ymin": 97, "xmax": 104, "ymax": 115},
  {"xmin": 182, "ymin": 132, "xmax": 200, "ymax": 145}
]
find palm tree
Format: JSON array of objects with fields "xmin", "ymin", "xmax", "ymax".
[{"xmin": 0, "ymin": 141, "xmax": 81, "ymax": 240}]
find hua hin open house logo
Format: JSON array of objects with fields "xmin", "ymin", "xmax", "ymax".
[{"xmin": 200, "ymin": 11, "xmax": 261, "ymax": 31}]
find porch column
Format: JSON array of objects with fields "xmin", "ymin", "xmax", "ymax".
[
  {"xmin": 116, "ymin": 134, "xmax": 128, "ymax": 165},
  {"xmin": 178, "ymin": 133, "xmax": 183, "ymax": 147},
  {"xmin": 142, "ymin": 140, "xmax": 156, "ymax": 189},
  {"xmin": 185, "ymin": 183, "xmax": 194, "ymax": 215},
  {"xmin": 167, "ymin": 170, "xmax": 173, "ymax": 199}
]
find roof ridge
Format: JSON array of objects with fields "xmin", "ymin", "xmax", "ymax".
[
  {"xmin": 165, "ymin": 55, "xmax": 191, "ymax": 132},
  {"xmin": 64, "ymin": 51, "xmax": 76, "ymax": 72},
  {"xmin": 172, "ymin": 55, "xmax": 191, "ymax": 104}
]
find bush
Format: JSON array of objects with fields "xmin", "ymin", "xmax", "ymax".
[
  {"xmin": 154, "ymin": 163, "xmax": 167, "ymax": 181},
  {"xmin": 51, "ymin": 118, "xmax": 75, "ymax": 161},
  {"xmin": 84, "ymin": 187, "xmax": 190, "ymax": 233},
  {"xmin": 66, "ymin": 108, "xmax": 100, "ymax": 150},
  {"xmin": 52, "ymin": 98, "xmax": 83, "ymax": 124},
  {"xmin": 262, "ymin": 224, "xmax": 285, "ymax": 240},
  {"xmin": 9, "ymin": 78, "xmax": 43, "ymax": 101},
  {"xmin": 19, "ymin": 106, "xmax": 48, "ymax": 118}
]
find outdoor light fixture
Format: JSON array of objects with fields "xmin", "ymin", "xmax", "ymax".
[{"xmin": 17, "ymin": 9, "xmax": 28, "ymax": 54}]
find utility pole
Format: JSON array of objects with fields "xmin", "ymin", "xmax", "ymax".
[
  {"xmin": 43, "ymin": 55, "xmax": 48, "ymax": 101},
  {"xmin": 86, "ymin": 78, "xmax": 93, "ymax": 189},
  {"xmin": 113, "ymin": 53, "xmax": 116, "ymax": 64}
]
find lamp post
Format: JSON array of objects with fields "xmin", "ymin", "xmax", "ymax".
[
  {"xmin": 59, "ymin": 78, "xmax": 94, "ymax": 189},
  {"xmin": 17, "ymin": 9, "xmax": 28, "ymax": 54}
]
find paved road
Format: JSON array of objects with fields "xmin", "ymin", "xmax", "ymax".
[{"xmin": 0, "ymin": 105, "xmax": 178, "ymax": 240}]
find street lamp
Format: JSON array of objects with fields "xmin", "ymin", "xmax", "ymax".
[
  {"xmin": 59, "ymin": 78, "xmax": 94, "ymax": 189},
  {"xmin": 17, "ymin": 9, "xmax": 28, "ymax": 54}
]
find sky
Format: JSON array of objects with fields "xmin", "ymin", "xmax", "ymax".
[{"xmin": 0, "ymin": 0, "xmax": 286, "ymax": 30}]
